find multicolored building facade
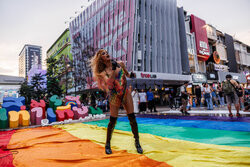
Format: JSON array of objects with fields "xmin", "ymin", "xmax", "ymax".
[
  {"xmin": 69, "ymin": 0, "xmax": 191, "ymax": 90},
  {"xmin": 185, "ymin": 13, "xmax": 249, "ymax": 84}
]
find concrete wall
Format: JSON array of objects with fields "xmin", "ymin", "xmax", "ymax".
[{"xmin": 133, "ymin": 0, "xmax": 182, "ymax": 74}]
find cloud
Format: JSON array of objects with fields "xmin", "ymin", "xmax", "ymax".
[
  {"xmin": 0, "ymin": 43, "xmax": 20, "ymax": 76},
  {"xmin": 234, "ymin": 30, "xmax": 250, "ymax": 46},
  {"xmin": 0, "ymin": 66, "xmax": 16, "ymax": 75}
]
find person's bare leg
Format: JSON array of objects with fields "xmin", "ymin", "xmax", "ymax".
[
  {"xmin": 105, "ymin": 105, "xmax": 119, "ymax": 154},
  {"xmin": 123, "ymin": 93, "xmax": 134, "ymax": 114},
  {"xmin": 235, "ymin": 103, "xmax": 240, "ymax": 115},
  {"xmin": 227, "ymin": 104, "xmax": 232, "ymax": 116},
  {"xmin": 123, "ymin": 93, "xmax": 143, "ymax": 154}
]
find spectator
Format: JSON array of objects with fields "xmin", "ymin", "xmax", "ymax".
[
  {"xmin": 139, "ymin": 89, "xmax": 147, "ymax": 113},
  {"xmin": 129, "ymin": 85, "xmax": 133, "ymax": 92},
  {"xmin": 147, "ymin": 88, "xmax": 157, "ymax": 112},
  {"xmin": 236, "ymin": 81, "xmax": 245, "ymax": 110},
  {"xmin": 210, "ymin": 84, "xmax": 219, "ymax": 107},
  {"xmin": 102, "ymin": 99, "xmax": 108, "ymax": 112},
  {"xmin": 91, "ymin": 95, "xmax": 97, "ymax": 108},
  {"xmin": 201, "ymin": 83, "xmax": 206, "ymax": 107},
  {"xmin": 163, "ymin": 93, "xmax": 168, "ymax": 106},
  {"xmin": 222, "ymin": 74, "xmax": 240, "ymax": 117},
  {"xmin": 97, "ymin": 98, "xmax": 103, "ymax": 110},
  {"xmin": 195, "ymin": 85, "xmax": 201, "ymax": 107},
  {"xmin": 180, "ymin": 81, "xmax": 190, "ymax": 115},
  {"xmin": 217, "ymin": 83, "xmax": 225, "ymax": 107},
  {"xmin": 203, "ymin": 83, "xmax": 213, "ymax": 110},
  {"xmin": 131, "ymin": 88, "xmax": 139, "ymax": 113},
  {"xmin": 169, "ymin": 89, "xmax": 177, "ymax": 109}
]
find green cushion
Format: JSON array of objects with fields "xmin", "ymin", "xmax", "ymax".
[
  {"xmin": 0, "ymin": 108, "xmax": 8, "ymax": 129},
  {"xmin": 49, "ymin": 95, "xmax": 62, "ymax": 111},
  {"xmin": 88, "ymin": 106, "xmax": 103, "ymax": 115}
]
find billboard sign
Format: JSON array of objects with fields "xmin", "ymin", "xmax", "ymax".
[
  {"xmin": 190, "ymin": 15, "xmax": 210, "ymax": 61},
  {"xmin": 192, "ymin": 73, "xmax": 207, "ymax": 83},
  {"xmin": 28, "ymin": 47, "xmax": 41, "ymax": 71}
]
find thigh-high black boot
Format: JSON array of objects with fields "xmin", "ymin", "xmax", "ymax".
[
  {"xmin": 127, "ymin": 113, "xmax": 143, "ymax": 154},
  {"xmin": 105, "ymin": 116, "xmax": 117, "ymax": 154}
]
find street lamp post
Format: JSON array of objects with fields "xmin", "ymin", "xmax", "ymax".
[
  {"xmin": 66, "ymin": 67, "xmax": 68, "ymax": 96},
  {"xmin": 66, "ymin": 62, "xmax": 71, "ymax": 96},
  {"xmin": 73, "ymin": 64, "xmax": 77, "ymax": 96}
]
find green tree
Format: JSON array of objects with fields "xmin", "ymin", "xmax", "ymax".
[
  {"xmin": 46, "ymin": 56, "xmax": 62, "ymax": 99},
  {"xmin": 19, "ymin": 81, "xmax": 33, "ymax": 108},
  {"xmin": 30, "ymin": 73, "xmax": 47, "ymax": 101}
]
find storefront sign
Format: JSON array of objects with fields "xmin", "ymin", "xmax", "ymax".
[
  {"xmin": 214, "ymin": 64, "xmax": 228, "ymax": 71},
  {"xmin": 134, "ymin": 71, "xmax": 191, "ymax": 82},
  {"xmin": 190, "ymin": 15, "xmax": 210, "ymax": 61},
  {"xmin": 140, "ymin": 73, "xmax": 157, "ymax": 79},
  {"xmin": 207, "ymin": 72, "xmax": 218, "ymax": 81},
  {"xmin": 209, "ymin": 74, "xmax": 216, "ymax": 79},
  {"xmin": 233, "ymin": 76, "xmax": 239, "ymax": 80},
  {"xmin": 192, "ymin": 73, "xmax": 207, "ymax": 83}
]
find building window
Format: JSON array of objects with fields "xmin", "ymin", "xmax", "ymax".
[{"xmin": 138, "ymin": 32, "xmax": 140, "ymax": 43}]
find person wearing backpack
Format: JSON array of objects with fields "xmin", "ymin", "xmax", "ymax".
[
  {"xmin": 236, "ymin": 81, "xmax": 245, "ymax": 110},
  {"xmin": 222, "ymin": 74, "xmax": 240, "ymax": 117}
]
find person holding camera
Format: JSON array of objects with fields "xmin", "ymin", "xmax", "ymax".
[{"xmin": 90, "ymin": 49, "xmax": 143, "ymax": 154}]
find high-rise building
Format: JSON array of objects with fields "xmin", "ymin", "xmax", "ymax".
[
  {"xmin": 18, "ymin": 44, "xmax": 42, "ymax": 79},
  {"xmin": 69, "ymin": 0, "xmax": 191, "ymax": 90}
]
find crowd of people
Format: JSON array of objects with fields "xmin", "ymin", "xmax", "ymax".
[
  {"xmin": 131, "ymin": 88, "xmax": 158, "ymax": 114},
  {"xmin": 91, "ymin": 74, "xmax": 249, "ymax": 116},
  {"xmin": 178, "ymin": 74, "xmax": 249, "ymax": 116}
]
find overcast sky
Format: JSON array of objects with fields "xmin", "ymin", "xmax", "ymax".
[{"xmin": 0, "ymin": 0, "xmax": 249, "ymax": 76}]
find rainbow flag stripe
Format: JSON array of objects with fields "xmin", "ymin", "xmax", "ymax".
[{"xmin": 0, "ymin": 116, "xmax": 250, "ymax": 167}]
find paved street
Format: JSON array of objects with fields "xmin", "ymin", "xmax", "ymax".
[{"xmin": 118, "ymin": 106, "xmax": 250, "ymax": 117}]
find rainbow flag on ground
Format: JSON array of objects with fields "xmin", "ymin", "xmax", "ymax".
[{"xmin": 1, "ymin": 114, "xmax": 250, "ymax": 167}]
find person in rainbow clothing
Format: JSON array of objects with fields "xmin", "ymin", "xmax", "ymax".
[{"xmin": 90, "ymin": 49, "xmax": 143, "ymax": 154}]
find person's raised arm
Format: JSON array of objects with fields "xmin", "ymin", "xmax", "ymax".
[{"xmin": 117, "ymin": 61, "xmax": 130, "ymax": 77}]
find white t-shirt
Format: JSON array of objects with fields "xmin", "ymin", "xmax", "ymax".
[
  {"xmin": 204, "ymin": 86, "xmax": 211, "ymax": 93},
  {"xmin": 131, "ymin": 91, "xmax": 139, "ymax": 102},
  {"xmin": 139, "ymin": 92, "xmax": 147, "ymax": 102},
  {"xmin": 180, "ymin": 85, "xmax": 186, "ymax": 93}
]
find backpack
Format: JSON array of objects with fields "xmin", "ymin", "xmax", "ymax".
[{"xmin": 222, "ymin": 80, "xmax": 234, "ymax": 95}]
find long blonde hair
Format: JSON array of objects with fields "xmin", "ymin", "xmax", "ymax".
[{"xmin": 90, "ymin": 49, "xmax": 109, "ymax": 91}]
